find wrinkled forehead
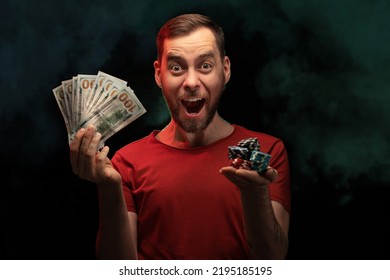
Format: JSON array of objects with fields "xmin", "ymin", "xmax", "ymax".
[{"xmin": 162, "ymin": 28, "xmax": 220, "ymax": 59}]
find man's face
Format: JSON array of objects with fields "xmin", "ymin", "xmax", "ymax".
[{"xmin": 154, "ymin": 27, "xmax": 231, "ymax": 133}]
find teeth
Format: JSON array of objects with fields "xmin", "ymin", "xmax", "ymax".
[{"xmin": 183, "ymin": 98, "xmax": 202, "ymax": 102}]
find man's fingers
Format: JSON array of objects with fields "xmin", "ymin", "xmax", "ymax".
[
  {"xmin": 96, "ymin": 145, "xmax": 110, "ymax": 177},
  {"xmin": 97, "ymin": 146, "xmax": 110, "ymax": 161},
  {"xmin": 265, "ymin": 166, "xmax": 278, "ymax": 182},
  {"xmin": 69, "ymin": 127, "xmax": 86, "ymax": 175},
  {"xmin": 78, "ymin": 125, "xmax": 96, "ymax": 177},
  {"xmin": 80, "ymin": 125, "xmax": 96, "ymax": 153},
  {"xmin": 69, "ymin": 124, "xmax": 102, "ymax": 181},
  {"xmin": 220, "ymin": 165, "xmax": 279, "ymax": 188}
]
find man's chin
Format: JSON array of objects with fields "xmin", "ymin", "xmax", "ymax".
[
  {"xmin": 178, "ymin": 119, "xmax": 207, "ymax": 133},
  {"xmin": 174, "ymin": 108, "xmax": 216, "ymax": 133}
]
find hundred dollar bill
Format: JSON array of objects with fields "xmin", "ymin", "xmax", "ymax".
[
  {"xmin": 52, "ymin": 85, "xmax": 71, "ymax": 136},
  {"xmin": 77, "ymin": 74, "xmax": 96, "ymax": 122},
  {"xmin": 84, "ymin": 72, "xmax": 105, "ymax": 112},
  {"xmin": 61, "ymin": 79, "xmax": 74, "ymax": 130},
  {"xmin": 53, "ymin": 71, "xmax": 146, "ymax": 146},
  {"xmin": 98, "ymin": 86, "xmax": 147, "ymax": 143},
  {"xmin": 71, "ymin": 76, "xmax": 78, "ymax": 127},
  {"xmin": 69, "ymin": 86, "xmax": 146, "ymax": 148},
  {"xmin": 79, "ymin": 78, "xmax": 125, "ymax": 124},
  {"xmin": 85, "ymin": 71, "xmax": 126, "ymax": 113},
  {"xmin": 92, "ymin": 78, "xmax": 127, "ymax": 114}
]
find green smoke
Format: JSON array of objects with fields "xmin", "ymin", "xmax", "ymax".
[
  {"xmin": 1, "ymin": 0, "xmax": 389, "ymax": 189},
  {"xmin": 228, "ymin": 0, "xmax": 390, "ymax": 192}
]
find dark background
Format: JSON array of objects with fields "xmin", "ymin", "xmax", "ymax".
[{"xmin": 1, "ymin": 0, "xmax": 389, "ymax": 259}]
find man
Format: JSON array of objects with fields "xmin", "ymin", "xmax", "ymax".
[{"xmin": 70, "ymin": 13, "xmax": 290, "ymax": 260}]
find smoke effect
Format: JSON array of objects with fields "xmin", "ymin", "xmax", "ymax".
[
  {"xmin": 1, "ymin": 0, "xmax": 389, "ymax": 259},
  {"xmin": 215, "ymin": 0, "xmax": 390, "ymax": 193},
  {"xmin": 258, "ymin": 0, "xmax": 390, "ymax": 190},
  {"xmin": 1, "ymin": 0, "xmax": 389, "ymax": 201}
]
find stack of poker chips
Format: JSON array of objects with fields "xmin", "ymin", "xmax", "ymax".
[{"xmin": 228, "ymin": 137, "xmax": 271, "ymax": 173}]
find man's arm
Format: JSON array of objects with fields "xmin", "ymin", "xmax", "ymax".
[
  {"xmin": 95, "ymin": 184, "xmax": 138, "ymax": 259},
  {"xmin": 219, "ymin": 167, "xmax": 290, "ymax": 259},
  {"xmin": 69, "ymin": 125, "xmax": 138, "ymax": 259},
  {"xmin": 239, "ymin": 179, "xmax": 289, "ymax": 259}
]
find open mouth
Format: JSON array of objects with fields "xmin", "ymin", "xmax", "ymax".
[{"xmin": 181, "ymin": 98, "xmax": 205, "ymax": 115}]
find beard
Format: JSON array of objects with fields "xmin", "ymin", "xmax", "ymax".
[{"xmin": 170, "ymin": 95, "xmax": 221, "ymax": 133}]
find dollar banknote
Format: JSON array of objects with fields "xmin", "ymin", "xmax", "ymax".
[
  {"xmin": 52, "ymin": 84, "xmax": 71, "ymax": 136},
  {"xmin": 53, "ymin": 72, "xmax": 146, "ymax": 147},
  {"xmin": 85, "ymin": 71, "xmax": 127, "ymax": 114}
]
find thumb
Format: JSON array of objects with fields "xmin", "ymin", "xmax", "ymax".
[{"xmin": 265, "ymin": 166, "xmax": 278, "ymax": 182}]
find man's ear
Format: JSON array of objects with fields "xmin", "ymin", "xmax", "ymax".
[
  {"xmin": 153, "ymin": 60, "xmax": 162, "ymax": 88},
  {"xmin": 223, "ymin": 56, "xmax": 231, "ymax": 85}
]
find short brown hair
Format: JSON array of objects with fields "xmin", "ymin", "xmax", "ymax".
[{"xmin": 156, "ymin": 14, "xmax": 226, "ymax": 62}]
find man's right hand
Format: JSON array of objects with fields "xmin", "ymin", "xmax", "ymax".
[{"xmin": 69, "ymin": 124, "xmax": 122, "ymax": 188}]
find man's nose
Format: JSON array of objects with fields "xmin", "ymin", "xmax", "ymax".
[{"xmin": 183, "ymin": 69, "xmax": 200, "ymax": 90}]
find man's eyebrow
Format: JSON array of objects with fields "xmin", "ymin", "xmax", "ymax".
[
  {"xmin": 166, "ymin": 52, "xmax": 216, "ymax": 61},
  {"xmin": 166, "ymin": 53, "xmax": 182, "ymax": 61},
  {"xmin": 198, "ymin": 52, "xmax": 215, "ymax": 60}
]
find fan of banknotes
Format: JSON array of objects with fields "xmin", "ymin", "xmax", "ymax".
[{"xmin": 53, "ymin": 71, "xmax": 147, "ymax": 148}]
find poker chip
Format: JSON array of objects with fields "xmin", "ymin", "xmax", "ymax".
[
  {"xmin": 228, "ymin": 137, "xmax": 271, "ymax": 174},
  {"xmin": 237, "ymin": 137, "xmax": 260, "ymax": 151},
  {"xmin": 227, "ymin": 146, "xmax": 250, "ymax": 160},
  {"xmin": 230, "ymin": 158, "xmax": 252, "ymax": 170},
  {"xmin": 250, "ymin": 150, "xmax": 271, "ymax": 173}
]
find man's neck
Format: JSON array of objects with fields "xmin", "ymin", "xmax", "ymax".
[{"xmin": 156, "ymin": 115, "xmax": 234, "ymax": 148}]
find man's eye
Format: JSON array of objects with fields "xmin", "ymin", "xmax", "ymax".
[
  {"xmin": 170, "ymin": 65, "xmax": 182, "ymax": 72},
  {"xmin": 201, "ymin": 63, "xmax": 212, "ymax": 71}
]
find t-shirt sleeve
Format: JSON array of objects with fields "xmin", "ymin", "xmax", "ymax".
[
  {"xmin": 268, "ymin": 139, "xmax": 291, "ymax": 214},
  {"xmin": 111, "ymin": 152, "xmax": 137, "ymax": 213}
]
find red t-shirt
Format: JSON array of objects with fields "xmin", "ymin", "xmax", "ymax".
[{"xmin": 111, "ymin": 125, "xmax": 291, "ymax": 259}]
